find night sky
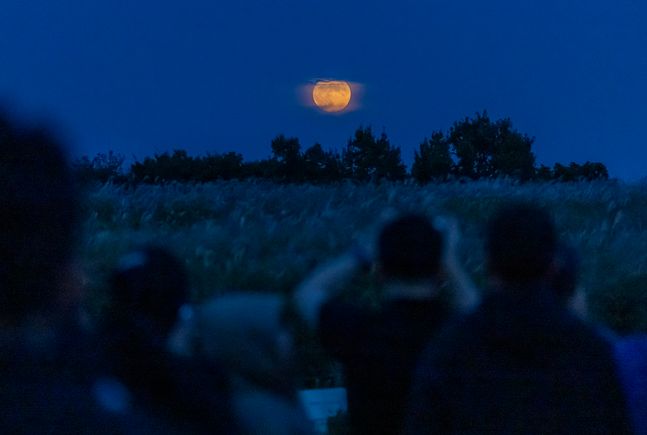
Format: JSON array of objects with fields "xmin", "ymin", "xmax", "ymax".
[{"xmin": 1, "ymin": 0, "xmax": 646, "ymax": 180}]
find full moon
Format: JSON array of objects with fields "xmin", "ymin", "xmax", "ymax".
[{"xmin": 312, "ymin": 80, "xmax": 352, "ymax": 113}]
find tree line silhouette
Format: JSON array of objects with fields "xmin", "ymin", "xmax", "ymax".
[{"xmin": 74, "ymin": 112, "xmax": 609, "ymax": 185}]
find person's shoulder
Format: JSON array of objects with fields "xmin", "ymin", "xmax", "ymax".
[
  {"xmin": 559, "ymin": 312, "xmax": 617, "ymax": 355},
  {"xmin": 616, "ymin": 334, "xmax": 647, "ymax": 361},
  {"xmin": 320, "ymin": 298, "xmax": 373, "ymax": 330},
  {"xmin": 321, "ymin": 298, "xmax": 370, "ymax": 317},
  {"xmin": 151, "ymin": 354, "xmax": 236, "ymax": 432},
  {"xmin": 318, "ymin": 298, "xmax": 375, "ymax": 359},
  {"xmin": 414, "ymin": 308, "xmax": 479, "ymax": 374},
  {"xmin": 385, "ymin": 298, "xmax": 449, "ymax": 319}
]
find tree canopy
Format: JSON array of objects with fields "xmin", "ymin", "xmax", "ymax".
[
  {"xmin": 74, "ymin": 115, "xmax": 609, "ymax": 185},
  {"xmin": 342, "ymin": 126, "xmax": 406, "ymax": 182},
  {"xmin": 448, "ymin": 111, "xmax": 535, "ymax": 180}
]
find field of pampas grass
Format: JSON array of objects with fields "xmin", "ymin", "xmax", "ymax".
[
  {"xmin": 80, "ymin": 179, "xmax": 647, "ymax": 331},
  {"xmin": 79, "ymin": 179, "xmax": 647, "ymax": 383}
]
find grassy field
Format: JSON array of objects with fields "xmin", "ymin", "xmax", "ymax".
[{"xmin": 79, "ymin": 179, "xmax": 647, "ymax": 383}]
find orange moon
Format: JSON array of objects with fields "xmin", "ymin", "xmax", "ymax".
[{"xmin": 312, "ymin": 80, "xmax": 352, "ymax": 113}]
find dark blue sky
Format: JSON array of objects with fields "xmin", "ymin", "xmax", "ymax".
[{"xmin": 1, "ymin": 0, "xmax": 646, "ymax": 179}]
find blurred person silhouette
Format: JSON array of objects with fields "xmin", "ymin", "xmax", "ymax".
[
  {"xmin": 0, "ymin": 110, "xmax": 130, "ymax": 433},
  {"xmin": 104, "ymin": 246, "xmax": 191, "ymax": 387},
  {"xmin": 195, "ymin": 293, "xmax": 313, "ymax": 434},
  {"xmin": 611, "ymin": 275, "xmax": 647, "ymax": 434},
  {"xmin": 405, "ymin": 203, "xmax": 632, "ymax": 434},
  {"xmin": 555, "ymin": 243, "xmax": 647, "ymax": 434},
  {"xmin": 549, "ymin": 242, "xmax": 647, "ymax": 434},
  {"xmin": 615, "ymin": 324, "xmax": 647, "ymax": 434},
  {"xmin": 99, "ymin": 245, "xmax": 236, "ymax": 433},
  {"xmin": 293, "ymin": 213, "xmax": 479, "ymax": 435},
  {"xmin": 550, "ymin": 243, "xmax": 647, "ymax": 433}
]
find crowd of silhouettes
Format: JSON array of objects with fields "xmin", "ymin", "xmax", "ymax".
[{"xmin": 1, "ymin": 108, "xmax": 644, "ymax": 434}]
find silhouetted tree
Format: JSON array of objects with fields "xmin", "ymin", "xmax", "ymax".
[
  {"xmin": 580, "ymin": 161, "xmax": 609, "ymax": 181},
  {"xmin": 241, "ymin": 159, "xmax": 278, "ymax": 179},
  {"xmin": 271, "ymin": 134, "xmax": 303, "ymax": 182},
  {"xmin": 412, "ymin": 132, "xmax": 453, "ymax": 183},
  {"xmin": 490, "ymin": 118, "xmax": 536, "ymax": 180},
  {"xmin": 449, "ymin": 112, "xmax": 535, "ymax": 180},
  {"xmin": 73, "ymin": 151, "xmax": 125, "ymax": 185},
  {"xmin": 342, "ymin": 126, "xmax": 406, "ymax": 182},
  {"xmin": 131, "ymin": 150, "xmax": 196, "ymax": 183},
  {"xmin": 553, "ymin": 163, "xmax": 579, "ymax": 182},
  {"xmin": 101, "ymin": 118, "xmax": 612, "ymax": 185},
  {"xmin": 449, "ymin": 112, "xmax": 495, "ymax": 178},
  {"xmin": 553, "ymin": 162, "xmax": 609, "ymax": 182},
  {"xmin": 197, "ymin": 152, "xmax": 244, "ymax": 181},
  {"xmin": 303, "ymin": 143, "xmax": 343, "ymax": 183}
]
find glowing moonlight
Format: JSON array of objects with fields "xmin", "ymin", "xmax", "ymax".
[{"xmin": 312, "ymin": 80, "xmax": 352, "ymax": 113}]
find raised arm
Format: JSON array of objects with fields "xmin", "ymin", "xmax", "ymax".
[
  {"xmin": 293, "ymin": 247, "xmax": 371, "ymax": 330},
  {"xmin": 434, "ymin": 216, "xmax": 480, "ymax": 313}
]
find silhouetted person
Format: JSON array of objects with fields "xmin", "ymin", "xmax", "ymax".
[
  {"xmin": 104, "ymin": 246, "xmax": 191, "ymax": 388},
  {"xmin": 294, "ymin": 213, "xmax": 478, "ymax": 435},
  {"xmin": 550, "ymin": 244, "xmax": 647, "ymax": 433},
  {"xmin": 0, "ymin": 111, "xmax": 126, "ymax": 433},
  {"xmin": 549, "ymin": 244, "xmax": 647, "ymax": 434},
  {"xmin": 405, "ymin": 203, "xmax": 632, "ymax": 434},
  {"xmin": 615, "ymin": 330, "xmax": 647, "ymax": 435},
  {"xmin": 99, "ymin": 246, "xmax": 236, "ymax": 434},
  {"xmin": 196, "ymin": 293, "xmax": 313, "ymax": 434}
]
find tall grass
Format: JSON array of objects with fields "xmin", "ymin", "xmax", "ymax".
[{"xmin": 79, "ymin": 179, "xmax": 647, "ymax": 384}]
